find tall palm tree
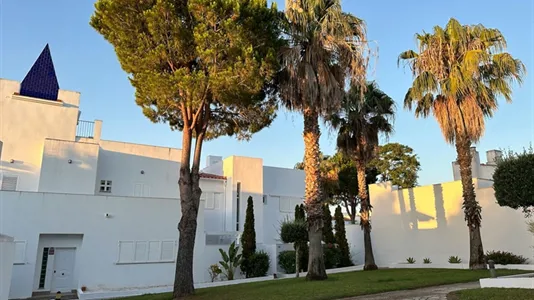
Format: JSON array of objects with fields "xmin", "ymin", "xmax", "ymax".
[
  {"xmin": 330, "ymin": 82, "xmax": 395, "ymax": 270},
  {"xmin": 279, "ymin": 0, "xmax": 368, "ymax": 280},
  {"xmin": 398, "ymin": 18, "xmax": 525, "ymax": 269}
]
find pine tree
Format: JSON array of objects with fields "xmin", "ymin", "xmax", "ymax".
[
  {"xmin": 241, "ymin": 196, "xmax": 256, "ymax": 277},
  {"xmin": 335, "ymin": 206, "xmax": 353, "ymax": 267},
  {"xmin": 322, "ymin": 205, "xmax": 335, "ymax": 244}
]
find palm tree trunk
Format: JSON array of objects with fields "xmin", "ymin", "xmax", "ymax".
[
  {"xmin": 455, "ymin": 138, "xmax": 486, "ymax": 270},
  {"xmin": 356, "ymin": 160, "xmax": 378, "ymax": 271},
  {"xmin": 173, "ymin": 129, "xmax": 203, "ymax": 298},
  {"xmin": 295, "ymin": 244, "xmax": 300, "ymax": 278},
  {"xmin": 302, "ymin": 107, "xmax": 327, "ymax": 280}
]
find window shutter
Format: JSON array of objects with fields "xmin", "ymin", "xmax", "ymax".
[{"xmin": 1, "ymin": 176, "xmax": 17, "ymax": 191}]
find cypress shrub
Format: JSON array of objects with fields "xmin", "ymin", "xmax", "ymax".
[
  {"xmin": 322, "ymin": 205, "xmax": 335, "ymax": 244},
  {"xmin": 335, "ymin": 206, "xmax": 353, "ymax": 267},
  {"xmin": 240, "ymin": 196, "xmax": 256, "ymax": 277}
]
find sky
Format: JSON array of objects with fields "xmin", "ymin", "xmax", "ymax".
[{"xmin": 1, "ymin": 0, "xmax": 533, "ymax": 186}]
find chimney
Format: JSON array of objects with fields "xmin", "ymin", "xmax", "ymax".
[
  {"xmin": 94, "ymin": 120, "xmax": 103, "ymax": 143},
  {"xmin": 206, "ymin": 155, "xmax": 223, "ymax": 167},
  {"xmin": 486, "ymin": 150, "xmax": 503, "ymax": 165}
]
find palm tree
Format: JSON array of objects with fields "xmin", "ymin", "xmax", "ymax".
[
  {"xmin": 398, "ymin": 18, "xmax": 525, "ymax": 269},
  {"xmin": 279, "ymin": 0, "xmax": 368, "ymax": 280},
  {"xmin": 330, "ymin": 82, "xmax": 395, "ymax": 270}
]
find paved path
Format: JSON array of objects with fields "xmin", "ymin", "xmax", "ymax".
[{"xmin": 340, "ymin": 282, "xmax": 479, "ymax": 300}]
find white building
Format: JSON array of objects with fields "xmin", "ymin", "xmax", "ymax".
[
  {"xmin": 452, "ymin": 147, "xmax": 502, "ymax": 181},
  {"xmin": 0, "ymin": 45, "xmax": 305, "ymax": 299}
]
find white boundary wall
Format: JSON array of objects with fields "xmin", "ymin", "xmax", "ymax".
[
  {"xmin": 0, "ymin": 191, "xmax": 213, "ymax": 299},
  {"xmin": 0, "ymin": 234, "xmax": 15, "ymax": 300}
]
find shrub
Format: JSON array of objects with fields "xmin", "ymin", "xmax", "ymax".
[
  {"xmin": 406, "ymin": 257, "xmax": 416, "ymax": 264},
  {"xmin": 493, "ymin": 147, "xmax": 534, "ymax": 216},
  {"xmin": 278, "ymin": 250, "xmax": 296, "ymax": 274},
  {"xmin": 485, "ymin": 250, "xmax": 528, "ymax": 265},
  {"xmin": 322, "ymin": 205, "xmax": 335, "ymax": 244},
  {"xmin": 240, "ymin": 196, "xmax": 257, "ymax": 277},
  {"xmin": 294, "ymin": 204, "xmax": 308, "ymax": 273},
  {"xmin": 323, "ymin": 244, "xmax": 341, "ymax": 269},
  {"xmin": 448, "ymin": 256, "xmax": 462, "ymax": 264},
  {"xmin": 423, "ymin": 258, "xmax": 432, "ymax": 264},
  {"xmin": 247, "ymin": 251, "xmax": 270, "ymax": 277},
  {"xmin": 280, "ymin": 218, "xmax": 308, "ymax": 277},
  {"xmin": 334, "ymin": 206, "xmax": 353, "ymax": 267},
  {"xmin": 219, "ymin": 241, "xmax": 242, "ymax": 280},
  {"xmin": 208, "ymin": 264, "xmax": 222, "ymax": 282}
]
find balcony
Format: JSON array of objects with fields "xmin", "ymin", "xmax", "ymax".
[{"xmin": 76, "ymin": 120, "xmax": 95, "ymax": 138}]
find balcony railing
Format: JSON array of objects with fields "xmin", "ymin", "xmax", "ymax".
[{"xmin": 76, "ymin": 120, "xmax": 95, "ymax": 138}]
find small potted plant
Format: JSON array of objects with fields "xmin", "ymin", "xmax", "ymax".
[{"xmin": 80, "ymin": 286, "xmax": 87, "ymax": 292}]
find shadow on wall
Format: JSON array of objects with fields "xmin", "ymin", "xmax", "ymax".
[{"xmin": 397, "ymin": 183, "xmax": 448, "ymax": 231}]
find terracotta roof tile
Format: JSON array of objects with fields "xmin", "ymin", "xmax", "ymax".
[{"xmin": 199, "ymin": 173, "xmax": 227, "ymax": 180}]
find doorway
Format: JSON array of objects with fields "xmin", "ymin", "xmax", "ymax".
[{"xmin": 51, "ymin": 248, "xmax": 76, "ymax": 293}]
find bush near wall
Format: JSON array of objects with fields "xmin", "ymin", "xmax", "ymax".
[
  {"xmin": 278, "ymin": 245, "xmax": 341, "ymax": 273},
  {"xmin": 247, "ymin": 251, "xmax": 270, "ymax": 277},
  {"xmin": 485, "ymin": 250, "xmax": 528, "ymax": 265}
]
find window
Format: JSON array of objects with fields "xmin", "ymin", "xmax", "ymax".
[
  {"xmin": 0, "ymin": 175, "xmax": 18, "ymax": 191},
  {"xmin": 100, "ymin": 180, "xmax": 112, "ymax": 193},
  {"xmin": 279, "ymin": 196, "xmax": 303, "ymax": 213},
  {"xmin": 236, "ymin": 182, "xmax": 241, "ymax": 231},
  {"xmin": 14, "ymin": 241, "xmax": 26, "ymax": 264},
  {"xmin": 117, "ymin": 240, "xmax": 177, "ymax": 264},
  {"xmin": 206, "ymin": 234, "xmax": 236, "ymax": 245},
  {"xmin": 133, "ymin": 183, "xmax": 150, "ymax": 197}
]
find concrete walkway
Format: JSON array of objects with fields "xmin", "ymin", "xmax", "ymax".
[{"xmin": 340, "ymin": 282, "xmax": 479, "ymax": 300}]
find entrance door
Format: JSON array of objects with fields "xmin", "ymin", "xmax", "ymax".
[{"xmin": 51, "ymin": 248, "xmax": 76, "ymax": 293}]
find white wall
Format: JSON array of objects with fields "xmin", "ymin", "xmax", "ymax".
[
  {"xmin": 38, "ymin": 139, "xmax": 99, "ymax": 194},
  {"xmin": 0, "ymin": 234, "xmax": 15, "ymax": 300},
  {"xmin": 222, "ymin": 156, "xmax": 264, "ymax": 241},
  {"xmin": 0, "ymin": 191, "xmax": 210, "ymax": 299},
  {"xmin": 0, "ymin": 79, "xmax": 80, "ymax": 192},
  {"xmin": 95, "ymin": 140, "xmax": 181, "ymax": 198},
  {"xmin": 366, "ymin": 180, "xmax": 533, "ymax": 266},
  {"xmin": 262, "ymin": 166, "xmax": 305, "ymax": 245}
]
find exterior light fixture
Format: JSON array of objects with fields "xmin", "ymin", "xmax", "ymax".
[
  {"xmin": 141, "ymin": 170, "xmax": 145, "ymax": 174},
  {"xmin": 68, "ymin": 159, "xmax": 72, "ymax": 164},
  {"xmin": 9, "ymin": 159, "xmax": 15, "ymax": 163}
]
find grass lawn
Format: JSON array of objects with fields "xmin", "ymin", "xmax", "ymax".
[
  {"xmin": 120, "ymin": 269, "xmax": 529, "ymax": 300},
  {"xmin": 448, "ymin": 288, "xmax": 534, "ymax": 299}
]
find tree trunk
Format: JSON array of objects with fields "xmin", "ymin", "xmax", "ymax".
[
  {"xmin": 455, "ymin": 138, "xmax": 486, "ymax": 270},
  {"xmin": 357, "ymin": 160, "xmax": 378, "ymax": 271},
  {"xmin": 295, "ymin": 244, "xmax": 300, "ymax": 278},
  {"xmin": 173, "ymin": 129, "xmax": 203, "ymax": 299},
  {"xmin": 302, "ymin": 107, "xmax": 327, "ymax": 281}
]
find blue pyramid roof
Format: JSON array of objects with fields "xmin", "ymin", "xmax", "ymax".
[{"xmin": 20, "ymin": 44, "xmax": 59, "ymax": 101}]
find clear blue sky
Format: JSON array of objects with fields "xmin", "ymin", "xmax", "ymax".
[{"xmin": 1, "ymin": 0, "xmax": 532, "ymax": 185}]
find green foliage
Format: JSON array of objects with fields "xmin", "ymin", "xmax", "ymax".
[
  {"xmin": 90, "ymin": 0, "xmax": 283, "ymax": 140},
  {"xmin": 280, "ymin": 219, "xmax": 308, "ymax": 244},
  {"xmin": 448, "ymin": 256, "xmax": 462, "ymax": 264},
  {"xmin": 295, "ymin": 204, "xmax": 306, "ymax": 221},
  {"xmin": 246, "ymin": 251, "xmax": 270, "ymax": 278},
  {"xmin": 423, "ymin": 258, "xmax": 432, "ymax": 264},
  {"xmin": 293, "ymin": 204, "xmax": 308, "ymax": 273},
  {"xmin": 278, "ymin": 250, "xmax": 297, "ymax": 274},
  {"xmin": 334, "ymin": 206, "xmax": 353, "ymax": 267},
  {"xmin": 493, "ymin": 147, "xmax": 534, "ymax": 216},
  {"xmin": 219, "ymin": 241, "xmax": 243, "ymax": 280},
  {"xmin": 208, "ymin": 264, "xmax": 222, "ymax": 282},
  {"xmin": 322, "ymin": 205, "xmax": 335, "ymax": 244},
  {"xmin": 241, "ymin": 196, "xmax": 256, "ymax": 277},
  {"xmin": 323, "ymin": 244, "xmax": 342, "ymax": 269},
  {"xmin": 406, "ymin": 257, "xmax": 416, "ymax": 264},
  {"xmin": 484, "ymin": 251, "xmax": 528, "ymax": 265},
  {"xmin": 370, "ymin": 143, "xmax": 421, "ymax": 188}
]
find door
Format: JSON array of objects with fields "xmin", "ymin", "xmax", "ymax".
[{"xmin": 51, "ymin": 248, "xmax": 76, "ymax": 293}]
